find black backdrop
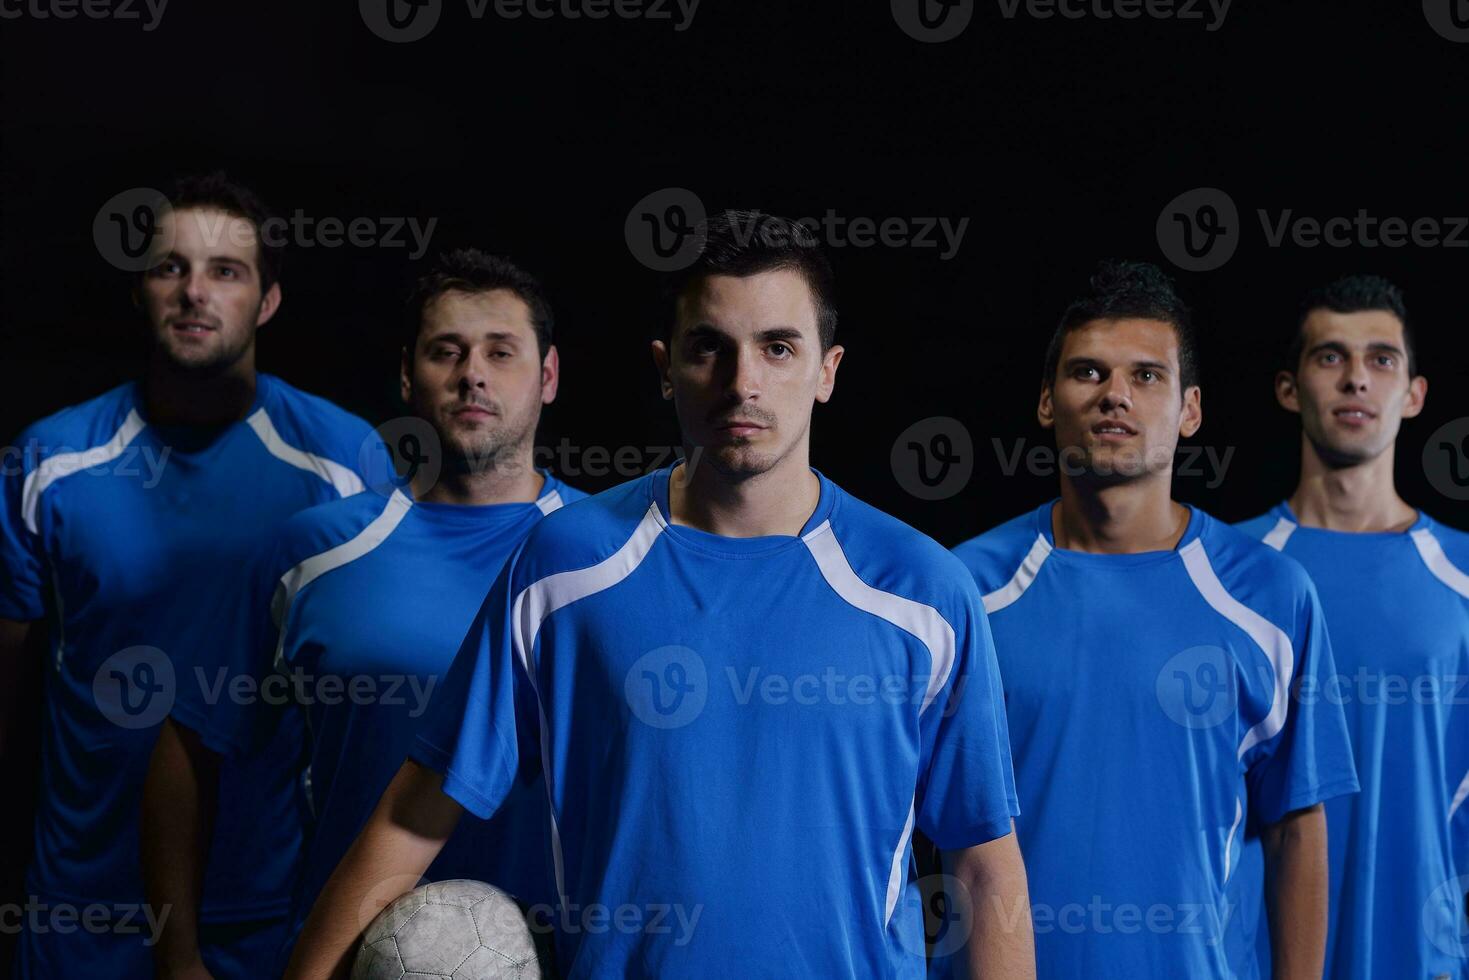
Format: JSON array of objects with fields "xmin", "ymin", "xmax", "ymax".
[{"xmin": 2, "ymin": 0, "xmax": 1468, "ymax": 965}]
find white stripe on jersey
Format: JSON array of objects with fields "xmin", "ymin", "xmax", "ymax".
[
  {"xmin": 982, "ymin": 533, "xmax": 1053, "ymax": 614},
  {"xmin": 1261, "ymin": 515, "xmax": 1297, "ymax": 551},
  {"xmin": 21, "ymin": 409, "xmax": 146, "ymax": 534},
  {"xmin": 246, "ymin": 407, "xmax": 365, "ymax": 498}
]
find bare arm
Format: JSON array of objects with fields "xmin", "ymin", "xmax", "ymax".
[
  {"xmin": 942, "ymin": 825, "xmax": 1036, "ymax": 980},
  {"xmin": 141, "ymin": 717, "xmax": 220, "ymax": 980},
  {"xmin": 285, "ymin": 758, "xmax": 463, "ymax": 980},
  {"xmin": 1261, "ymin": 803, "xmax": 1328, "ymax": 980}
]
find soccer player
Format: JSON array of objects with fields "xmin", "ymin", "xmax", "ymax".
[
  {"xmin": 142, "ymin": 249, "xmax": 586, "ymax": 975},
  {"xmin": 946, "ymin": 261, "xmax": 1358, "ymax": 980},
  {"xmin": 0, "ymin": 174, "xmax": 385, "ymax": 979},
  {"xmin": 284, "ymin": 211, "xmax": 1035, "ymax": 979},
  {"xmin": 1233, "ymin": 275, "xmax": 1469, "ymax": 979}
]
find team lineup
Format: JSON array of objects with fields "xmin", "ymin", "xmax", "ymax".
[{"xmin": 1, "ymin": 172, "xmax": 1465, "ymax": 979}]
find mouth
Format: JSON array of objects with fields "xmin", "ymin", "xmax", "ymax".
[
  {"xmin": 170, "ymin": 318, "xmax": 217, "ymax": 335},
  {"xmin": 452, "ymin": 405, "xmax": 497, "ymax": 420},
  {"xmin": 1331, "ymin": 405, "xmax": 1377, "ymax": 426},
  {"xmin": 1090, "ymin": 420, "xmax": 1137, "ymax": 439},
  {"xmin": 715, "ymin": 419, "xmax": 768, "ymax": 439}
]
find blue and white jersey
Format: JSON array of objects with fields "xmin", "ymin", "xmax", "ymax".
[
  {"xmin": 0, "ymin": 375, "xmax": 383, "ymax": 921},
  {"xmin": 1234, "ymin": 503, "xmax": 1469, "ymax": 980},
  {"xmin": 173, "ymin": 474, "xmax": 585, "ymax": 964},
  {"xmin": 949, "ymin": 501, "xmax": 1358, "ymax": 980},
  {"xmin": 411, "ymin": 466, "xmax": 1018, "ymax": 979}
]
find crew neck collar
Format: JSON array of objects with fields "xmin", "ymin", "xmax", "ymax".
[{"xmin": 648, "ymin": 462, "xmax": 836, "ymax": 557}]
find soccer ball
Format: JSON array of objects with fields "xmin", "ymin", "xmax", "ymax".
[{"xmin": 351, "ymin": 879, "xmax": 548, "ymax": 979}]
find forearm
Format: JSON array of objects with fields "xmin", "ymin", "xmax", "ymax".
[
  {"xmin": 1262, "ymin": 804, "xmax": 1328, "ymax": 980},
  {"xmin": 945, "ymin": 826, "xmax": 1036, "ymax": 980},
  {"xmin": 285, "ymin": 759, "xmax": 462, "ymax": 980},
  {"xmin": 141, "ymin": 718, "xmax": 219, "ymax": 976}
]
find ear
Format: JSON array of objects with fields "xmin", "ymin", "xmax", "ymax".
[
  {"xmin": 399, "ymin": 347, "xmax": 413, "ymax": 404},
  {"xmin": 1179, "ymin": 385, "xmax": 1203, "ymax": 439},
  {"xmin": 255, "ymin": 281, "xmax": 282, "ymax": 328},
  {"xmin": 651, "ymin": 339, "xmax": 673, "ymax": 400},
  {"xmin": 540, "ymin": 344, "xmax": 561, "ymax": 405},
  {"xmin": 1275, "ymin": 370, "xmax": 1301, "ymax": 414},
  {"xmin": 814, "ymin": 345, "xmax": 844, "ymax": 404},
  {"xmin": 1401, "ymin": 373, "xmax": 1428, "ymax": 420},
  {"xmin": 1036, "ymin": 384, "xmax": 1055, "ymax": 430}
]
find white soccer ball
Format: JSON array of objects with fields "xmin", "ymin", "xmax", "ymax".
[{"xmin": 351, "ymin": 879, "xmax": 547, "ymax": 980}]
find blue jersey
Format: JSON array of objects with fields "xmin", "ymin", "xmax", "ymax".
[
  {"xmin": 0, "ymin": 375, "xmax": 382, "ymax": 925},
  {"xmin": 949, "ymin": 501, "xmax": 1358, "ymax": 980},
  {"xmin": 1234, "ymin": 504, "xmax": 1469, "ymax": 980},
  {"xmin": 174, "ymin": 474, "xmax": 585, "ymax": 965},
  {"xmin": 411, "ymin": 466, "xmax": 1018, "ymax": 979}
]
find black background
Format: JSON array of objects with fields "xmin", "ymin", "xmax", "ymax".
[{"xmin": 2, "ymin": 0, "xmax": 1468, "ymax": 961}]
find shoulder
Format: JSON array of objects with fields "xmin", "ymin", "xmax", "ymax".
[
  {"xmin": 1187, "ymin": 509, "xmax": 1317, "ymax": 626},
  {"xmin": 537, "ymin": 473, "xmax": 591, "ymax": 512},
  {"xmin": 812, "ymin": 482, "xmax": 984, "ymax": 622},
  {"xmin": 1410, "ymin": 512, "xmax": 1469, "ymax": 600},
  {"xmin": 13, "ymin": 382, "xmax": 140, "ymax": 465},
  {"xmin": 1232, "ymin": 506, "xmax": 1290, "ymax": 545},
  {"xmin": 273, "ymin": 490, "xmax": 408, "ymax": 572},
  {"xmin": 253, "ymin": 375, "xmax": 377, "ymax": 458},
  {"xmin": 511, "ymin": 473, "xmax": 660, "ymax": 587},
  {"xmin": 950, "ymin": 505, "xmax": 1051, "ymax": 596}
]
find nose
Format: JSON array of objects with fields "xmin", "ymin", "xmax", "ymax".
[
  {"xmin": 722, "ymin": 344, "xmax": 762, "ymax": 404},
  {"xmin": 458, "ymin": 349, "xmax": 490, "ymax": 393},
  {"xmin": 1098, "ymin": 372, "xmax": 1133, "ymax": 414},
  {"xmin": 180, "ymin": 270, "xmax": 210, "ymax": 309},
  {"xmin": 1339, "ymin": 354, "xmax": 1370, "ymax": 393}
]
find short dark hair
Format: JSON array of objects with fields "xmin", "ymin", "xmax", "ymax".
[
  {"xmin": 1042, "ymin": 260, "xmax": 1198, "ymax": 392},
  {"xmin": 662, "ymin": 209, "xmax": 838, "ymax": 351},
  {"xmin": 404, "ymin": 249, "xmax": 554, "ymax": 360},
  {"xmin": 1290, "ymin": 274, "xmax": 1416, "ymax": 376},
  {"xmin": 164, "ymin": 172, "xmax": 283, "ymax": 292}
]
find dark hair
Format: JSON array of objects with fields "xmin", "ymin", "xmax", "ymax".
[
  {"xmin": 661, "ymin": 209, "xmax": 838, "ymax": 350},
  {"xmin": 163, "ymin": 172, "xmax": 283, "ymax": 292},
  {"xmin": 1042, "ymin": 259, "xmax": 1198, "ymax": 391},
  {"xmin": 1290, "ymin": 274, "xmax": 1416, "ymax": 376},
  {"xmin": 403, "ymin": 249, "xmax": 554, "ymax": 359}
]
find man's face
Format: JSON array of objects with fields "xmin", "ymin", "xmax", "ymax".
[
  {"xmin": 137, "ymin": 207, "xmax": 278, "ymax": 373},
  {"xmin": 402, "ymin": 289, "xmax": 556, "ymax": 472},
  {"xmin": 1278, "ymin": 309, "xmax": 1425, "ymax": 465},
  {"xmin": 652, "ymin": 268, "xmax": 843, "ymax": 481},
  {"xmin": 1039, "ymin": 317, "xmax": 1202, "ymax": 483}
]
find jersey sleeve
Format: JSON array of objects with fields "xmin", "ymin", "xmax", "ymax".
[
  {"xmin": 167, "ymin": 532, "xmax": 289, "ymax": 758},
  {"xmin": 0, "ymin": 433, "xmax": 48, "ymax": 621},
  {"xmin": 913, "ymin": 579, "xmax": 1019, "ymax": 850},
  {"xmin": 1244, "ymin": 582, "xmax": 1360, "ymax": 825},
  {"xmin": 410, "ymin": 547, "xmax": 536, "ymax": 820}
]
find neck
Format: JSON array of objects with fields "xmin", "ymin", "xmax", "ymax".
[
  {"xmin": 1287, "ymin": 435, "xmax": 1415, "ymax": 532},
  {"xmin": 414, "ymin": 443, "xmax": 545, "ymax": 506},
  {"xmin": 670, "ymin": 443, "xmax": 820, "ymax": 538},
  {"xmin": 1053, "ymin": 470, "xmax": 1190, "ymax": 553},
  {"xmin": 142, "ymin": 353, "xmax": 257, "ymax": 428}
]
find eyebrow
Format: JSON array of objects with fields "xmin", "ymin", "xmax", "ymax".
[
  {"xmin": 422, "ymin": 330, "xmax": 523, "ymax": 344},
  {"xmin": 1305, "ymin": 340, "xmax": 1406, "ymax": 357},
  {"xmin": 1062, "ymin": 356, "xmax": 1171, "ymax": 373},
  {"xmin": 682, "ymin": 324, "xmax": 808, "ymax": 343}
]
